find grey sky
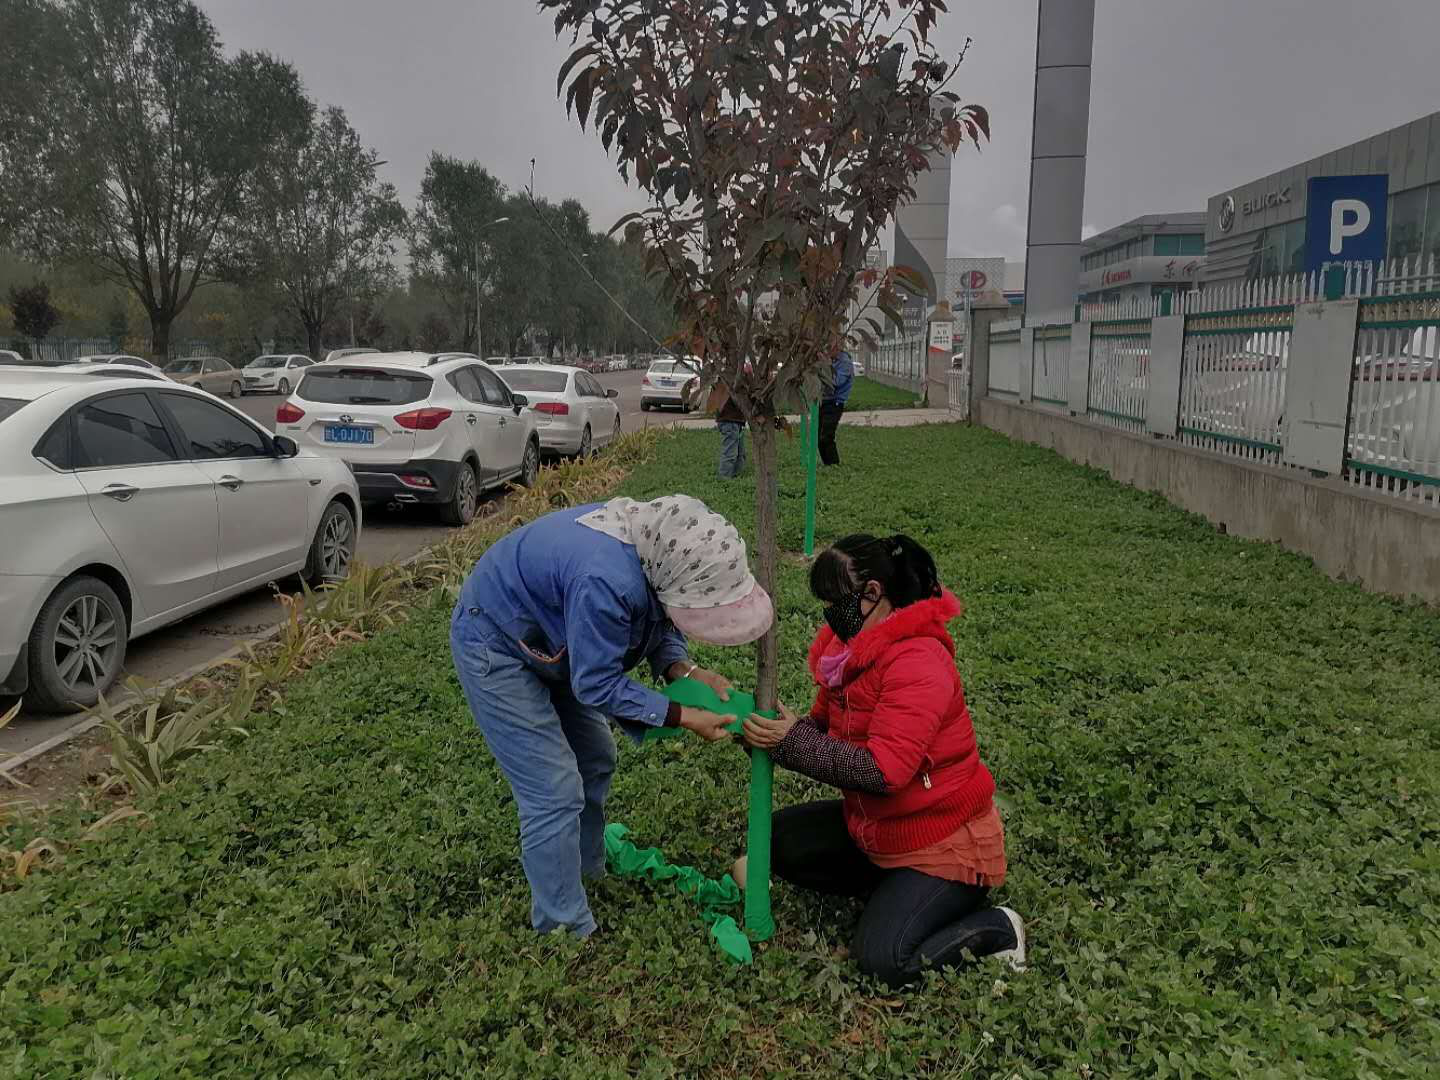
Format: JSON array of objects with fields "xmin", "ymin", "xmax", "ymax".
[{"xmin": 205, "ymin": 0, "xmax": 1440, "ymax": 260}]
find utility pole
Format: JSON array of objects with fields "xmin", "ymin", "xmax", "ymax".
[{"xmin": 475, "ymin": 216, "xmax": 511, "ymax": 358}]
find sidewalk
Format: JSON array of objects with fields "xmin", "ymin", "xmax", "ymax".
[{"xmin": 668, "ymin": 407, "xmax": 957, "ymax": 430}]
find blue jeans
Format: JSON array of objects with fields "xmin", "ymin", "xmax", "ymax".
[
  {"xmin": 717, "ymin": 420, "xmax": 747, "ymax": 478},
  {"xmin": 450, "ymin": 605, "xmax": 618, "ymax": 936}
]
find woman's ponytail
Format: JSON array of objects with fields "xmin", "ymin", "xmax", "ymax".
[{"xmin": 810, "ymin": 532, "xmax": 942, "ymax": 609}]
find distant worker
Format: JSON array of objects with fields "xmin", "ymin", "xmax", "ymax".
[
  {"xmin": 817, "ymin": 348, "xmax": 854, "ymax": 466},
  {"xmin": 709, "ymin": 380, "xmax": 748, "ymax": 479}
]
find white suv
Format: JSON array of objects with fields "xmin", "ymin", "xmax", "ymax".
[
  {"xmin": 0, "ymin": 369, "xmax": 360, "ymax": 711},
  {"xmin": 276, "ymin": 352, "xmax": 540, "ymax": 524}
]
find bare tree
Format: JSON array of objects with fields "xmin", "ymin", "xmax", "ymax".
[
  {"xmin": 239, "ymin": 106, "xmax": 407, "ymax": 359},
  {"xmin": 19, "ymin": 0, "xmax": 310, "ymax": 359}
]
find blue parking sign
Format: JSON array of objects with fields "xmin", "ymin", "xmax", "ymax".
[{"xmin": 1305, "ymin": 174, "xmax": 1388, "ymax": 273}]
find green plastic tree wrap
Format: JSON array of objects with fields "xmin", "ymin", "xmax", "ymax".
[
  {"xmin": 603, "ymin": 823, "xmax": 752, "ymax": 964},
  {"xmin": 627, "ymin": 677, "xmax": 776, "ymax": 943}
]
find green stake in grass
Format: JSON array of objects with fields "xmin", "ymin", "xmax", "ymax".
[
  {"xmin": 804, "ymin": 399, "xmax": 818, "ymax": 558},
  {"xmin": 638, "ymin": 677, "xmax": 775, "ymax": 945}
]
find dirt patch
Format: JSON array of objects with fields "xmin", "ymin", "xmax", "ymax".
[{"xmin": 3, "ymin": 727, "xmax": 116, "ymax": 812}]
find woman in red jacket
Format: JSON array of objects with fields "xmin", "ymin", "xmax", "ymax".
[{"xmin": 743, "ymin": 534, "xmax": 1025, "ymax": 988}]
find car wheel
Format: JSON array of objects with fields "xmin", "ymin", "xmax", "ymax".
[
  {"xmin": 230, "ymin": 380, "xmax": 243, "ymax": 399},
  {"xmin": 576, "ymin": 425, "xmax": 592, "ymax": 460},
  {"xmin": 278, "ymin": 377, "xmax": 290, "ymax": 396},
  {"xmin": 26, "ymin": 575, "xmax": 128, "ymax": 713},
  {"xmin": 441, "ymin": 460, "xmax": 479, "ymax": 526},
  {"xmin": 519, "ymin": 440, "xmax": 540, "ymax": 488},
  {"xmin": 303, "ymin": 501, "xmax": 356, "ymax": 586},
  {"xmin": 640, "ymin": 400, "xmax": 650, "ymax": 412}
]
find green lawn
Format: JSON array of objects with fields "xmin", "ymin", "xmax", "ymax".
[
  {"xmin": 3, "ymin": 425, "xmax": 1438, "ymax": 1078},
  {"xmin": 845, "ymin": 375, "xmax": 921, "ymax": 410}
]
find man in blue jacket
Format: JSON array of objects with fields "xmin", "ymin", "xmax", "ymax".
[{"xmin": 818, "ymin": 349, "xmax": 854, "ymax": 466}]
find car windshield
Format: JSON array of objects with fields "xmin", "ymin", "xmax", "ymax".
[
  {"xmin": 649, "ymin": 362, "xmax": 693, "ymax": 376},
  {"xmin": 0, "ymin": 397, "xmax": 26, "ymax": 422},
  {"xmin": 166, "ymin": 359, "xmax": 202, "ymax": 374},
  {"xmin": 298, "ymin": 367, "xmax": 433, "ymax": 405},
  {"xmin": 248, "ymin": 356, "xmax": 288, "ymax": 369},
  {"xmin": 502, "ymin": 370, "xmax": 569, "ymax": 392}
]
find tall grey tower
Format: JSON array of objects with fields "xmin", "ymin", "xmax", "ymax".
[{"xmin": 1022, "ymin": 0, "xmax": 1095, "ymax": 324}]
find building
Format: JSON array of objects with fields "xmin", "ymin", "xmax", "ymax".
[
  {"xmin": 1076, "ymin": 212, "xmax": 1207, "ymax": 306},
  {"xmin": 1205, "ymin": 111, "xmax": 1440, "ymax": 284}
]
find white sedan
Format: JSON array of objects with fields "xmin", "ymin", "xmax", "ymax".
[
  {"xmin": 499, "ymin": 365, "xmax": 622, "ymax": 458},
  {"xmin": 0, "ymin": 369, "xmax": 360, "ymax": 711},
  {"xmin": 242, "ymin": 353, "xmax": 314, "ymax": 395},
  {"xmin": 76, "ymin": 353, "xmax": 164, "ymax": 371}
]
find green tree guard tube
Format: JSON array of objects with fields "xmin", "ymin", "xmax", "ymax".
[{"xmin": 745, "ymin": 745, "xmax": 775, "ymax": 940}]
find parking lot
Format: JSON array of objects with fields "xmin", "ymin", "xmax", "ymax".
[{"xmin": 2, "ymin": 366, "xmax": 675, "ymax": 757}]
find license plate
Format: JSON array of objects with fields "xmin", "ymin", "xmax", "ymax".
[
  {"xmin": 658, "ymin": 378, "xmax": 675, "ymax": 387},
  {"xmin": 324, "ymin": 425, "xmax": 374, "ymax": 445}
]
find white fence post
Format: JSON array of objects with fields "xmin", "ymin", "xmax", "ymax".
[
  {"xmin": 1146, "ymin": 314, "xmax": 1186, "ymax": 438},
  {"xmin": 1018, "ymin": 327, "xmax": 1035, "ymax": 405},
  {"xmin": 1067, "ymin": 321, "xmax": 1092, "ymax": 416},
  {"xmin": 1282, "ymin": 298, "xmax": 1361, "ymax": 474}
]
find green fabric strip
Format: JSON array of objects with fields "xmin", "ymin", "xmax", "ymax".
[{"xmin": 603, "ymin": 823, "xmax": 753, "ymax": 964}]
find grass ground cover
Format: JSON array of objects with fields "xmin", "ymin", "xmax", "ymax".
[
  {"xmin": 844, "ymin": 376, "xmax": 920, "ymax": 411},
  {"xmin": 2, "ymin": 424, "xmax": 1437, "ymax": 1078}
]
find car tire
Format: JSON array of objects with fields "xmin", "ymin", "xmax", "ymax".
[
  {"xmin": 230, "ymin": 380, "xmax": 243, "ymax": 399},
  {"xmin": 26, "ymin": 575, "xmax": 128, "ymax": 713},
  {"xmin": 576, "ymin": 425, "xmax": 592, "ymax": 460},
  {"xmin": 302, "ymin": 501, "xmax": 356, "ymax": 586},
  {"xmin": 640, "ymin": 400, "xmax": 650, "ymax": 412},
  {"xmin": 441, "ymin": 460, "xmax": 480, "ymax": 526},
  {"xmin": 519, "ymin": 439, "xmax": 540, "ymax": 488},
  {"xmin": 278, "ymin": 378, "xmax": 290, "ymax": 396}
]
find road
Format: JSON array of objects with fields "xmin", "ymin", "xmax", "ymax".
[{"xmin": 3, "ymin": 367, "xmax": 680, "ymax": 758}]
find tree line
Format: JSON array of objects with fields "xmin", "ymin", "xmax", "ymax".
[{"xmin": 0, "ymin": 0, "xmax": 675, "ymax": 361}]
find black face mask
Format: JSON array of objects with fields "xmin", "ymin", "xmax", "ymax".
[{"xmin": 823, "ymin": 591, "xmax": 874, "ymax": 642}]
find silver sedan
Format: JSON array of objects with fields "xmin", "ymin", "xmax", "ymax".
[{"xmin": 498, "ymin": 365, "xmax": 622, "ymax": 458}]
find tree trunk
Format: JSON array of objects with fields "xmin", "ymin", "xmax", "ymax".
[
  {"xmin": 749, "ymin": 417, "xmax": 781, "ymax": 712},
  {"xmin": 149, "ymin": 312, "xmax": 173, "ymax": 364},
  {"xmin": 305, "ymin": 320, "xmax": 324, "ymax": 361}
]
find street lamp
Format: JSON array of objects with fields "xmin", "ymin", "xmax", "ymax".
[{"xmin": 475, "ymin": 216, "xmax": 511, "ymax": 357}]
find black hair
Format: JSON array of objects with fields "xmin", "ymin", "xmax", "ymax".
[{"xmin": 809, "ymin": 533, "xmax": 942, "ymax": 609}]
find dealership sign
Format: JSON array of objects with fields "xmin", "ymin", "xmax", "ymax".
[{"xmin": 1304, "ymin": 174, "xmax": 1388, "ymax": 273}]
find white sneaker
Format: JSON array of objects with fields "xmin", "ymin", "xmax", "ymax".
[{"xmin": 992, "ymin": 907, "xmax": 1028, "ymax": 972}]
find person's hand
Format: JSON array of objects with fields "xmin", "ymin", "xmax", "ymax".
[
  {"xmin": 679, "ymin": 707, "xmax": 733, "ymax": 742},
  {"xmin": 689, "ymin": 666, "xmax": 732, "ymax": 702},
  {"xmin": 742, "ymin": 703, "xmax": 799, "ymax": 749}
]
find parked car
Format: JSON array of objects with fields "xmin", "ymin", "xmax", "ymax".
[
  {"xmin": 164, "ymin": 355, "xmax": 242, "ymax": 398},
  {"xmin": 499, "ymin": 364, "xmax": 621, "ymax": 458},
  {"xmin": 640, "ymin": 357, "xmax": 701, "ymax": 411},
  {"xmin": 0, "ymin": 368, "xmax": 359, "ymax": 711},
  {"xmin": 853, "ymin": 358, "xmax": 867, "ymax": 377},
  {"xmin": 0, "ymin": 350, "xmax": 33, "ymax": 365},
  {"xmin": 323, "ymin": 347, "xmax": 376, "ymax": 364},
  {"xmin": 76, "ymin": 353, "xmax": 162, "ymax": 371},
  {"xmin": 275, "ymin": 352, "xmax": 540, "ymax": 525},
  {"xmin": 63, "ymin": 362, "xmax": 169, "ymax": 382},
  {"xmin": 242, "ymin": 354, "xmax": 313, "ymax": 395}
]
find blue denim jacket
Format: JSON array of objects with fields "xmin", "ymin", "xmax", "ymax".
[
  {"xmin": 457, "ymin": 504, "xmax": 690, "ymax": 734},
  {"xmin": 826, "ymin": 351, "xmax": 854, "ymax": 406}
]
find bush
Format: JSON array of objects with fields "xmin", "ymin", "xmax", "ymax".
[{"xmin": 2, "ymin": 425, "xmax": 1437, "ymax": 1078}]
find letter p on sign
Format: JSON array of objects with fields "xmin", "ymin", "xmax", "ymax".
[{"xmin": 1330, "ymin": 199, "xmax": 1371, "ymax": 255}]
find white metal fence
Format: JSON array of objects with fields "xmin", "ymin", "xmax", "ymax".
[
  {"xmin": 947, "ymin": 359, "xmax": 970, "ymax": 422},
  {"xmin": 987, "ymin": 255, "xmax": 1440, "ymax": 503},
  {"xmin": 871, "ymin": 332, "xmax": 927, "ymax": 389}
]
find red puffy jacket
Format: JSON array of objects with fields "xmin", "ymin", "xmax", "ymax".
[{"xmin": 807, "ymin": 590, "xmax": 995, "ymax": 855}]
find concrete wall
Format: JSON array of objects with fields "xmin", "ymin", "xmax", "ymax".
[
  {"xmin": 866, "ymin": 367, "xmax": 924, "ymax": 397},
  {"xmin": 979, "ymin": 397, "xmax": 1440, "ymax": 606}
]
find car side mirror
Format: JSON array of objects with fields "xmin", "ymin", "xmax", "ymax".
[
  {"xmin": 510, "ymin": 392, "xmax": 528, "ymax": 414},
  {"xmin": 606, "ymin": 388, "xmax": 619, "ymax": 398},
  {"xmin": 272, "ymin": 434, "xmax": 300, "ymax": 458}
]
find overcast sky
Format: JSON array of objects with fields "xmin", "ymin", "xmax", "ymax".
[{"xmin": 205, "ymin": 0, "xmax": 1440, "ymax": 260}]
